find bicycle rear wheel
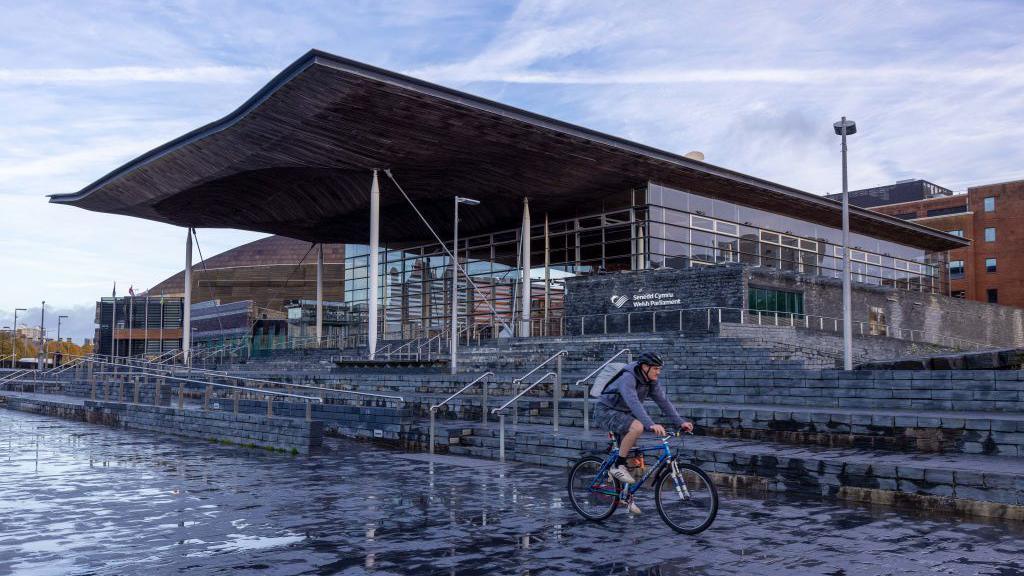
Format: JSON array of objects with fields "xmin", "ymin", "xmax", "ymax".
[
  {"xmin": 654, "ymin": 461, "xmax": 718, "ymax": 534},
  {"xmin": 567, "ymin": 456, "xmax": 619, "ymax": 521}
]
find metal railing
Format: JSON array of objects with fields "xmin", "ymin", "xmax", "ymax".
[
  {"xmin": 17, "ymin": 356, "xmax": 326, "ymax": 421},
  {"xmin": 574, "ymin": 348, "xmax": 631, "ymax": 432},
  {"xmin": 511, "ymin": 350, "xmax": 566, "ymax": 426},
  {"xmin": 427, "ymin": 371, "xmax": 493, "ymax": 454},
  {"xmin": 491, "ymin": 371, "xmax": 557, "ymax": 462},
  {"xmin": 80, "ymin": 353, "xmax": 405, "ymax": 405},
  {"xmin": 563, "ymin": 306, "xmax": 994, "ymax": 352}
]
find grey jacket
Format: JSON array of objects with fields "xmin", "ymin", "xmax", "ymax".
[{"xmin": 597, "ymin": 361, "xmax": 685, "ymax": 430}]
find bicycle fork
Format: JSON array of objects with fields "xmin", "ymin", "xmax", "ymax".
[{"xmin": 670, "ymin": 460, "xmax": 692, "ymax": 500}]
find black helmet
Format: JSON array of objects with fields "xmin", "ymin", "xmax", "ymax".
[{"xmin": 637, "ymin": 352, "xmax": 664, "ymax": 367}]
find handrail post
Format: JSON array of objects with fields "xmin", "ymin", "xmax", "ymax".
[
  {"xmin": 178, "ymin": 382, "xmax": 184, "ymax": 410},
  {"xmin": 305, "ymin": 399, "xmax": 312, "ymax": 422},
  {"xmin": 499, "ymin": 413, "xmax": 506, "ymax": 462},
  {"xmin": 203, "ymin": 384, "xmax": 211, "ymax": 411},
  {"xmin": 482, "ymin": 375, "xmax": 489, "ymax": 425},
  {"xmin": 119, "ymin": 375, "xmax": 125, "ymax": 402},
  {"xmin": 429, "ymin": 408, "xmax": 436, "ymax": 455},
  {"xmin": 512, "ymin": 380, "xmax": 518, "ymax": 426},
  {"xmin": 233, "ymin": 388, "xmax": 239, "ymax": 414},
  {"xmin": 553, "ymin": 356, "xmax": 561, "ymax": 434},
  {"xmin": 132, "ymin": 376, "xmax": 140, "ymax": 405},
  {"xmin": 267, "ymin": 395, "xmax": 273, "ymax": 417},
  {"xmin": 679, "ymin": 309, "xmax": 682, "ymax": 331}
]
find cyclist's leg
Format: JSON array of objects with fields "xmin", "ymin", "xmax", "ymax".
[{"xmin": 618, "ymin": 419, "xmax": 644, "ymax": 459}]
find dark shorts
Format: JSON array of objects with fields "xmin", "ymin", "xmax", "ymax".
[{"xmin": 593, "ymin": 403, "xmax": 638, "ymax": 436}]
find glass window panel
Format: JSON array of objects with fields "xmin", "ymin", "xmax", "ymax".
[
  {"xmin": 716, "ymin": 221, "xmax": 739, "ymax": 236},
  {"xmin": 781, "ymin": 235, "xmax": 799, "ymax": 248},
  {"xmin": 760, "ymin": 231, "xmax": 780, "ymax": 244},
  {"xmin": 691, "ymin": 215, "xmax": 715, "ymax": 231},
  {"xmin": 687, "ymin": 193, "xmax": 713, "ymax": 216},
  {"xmin": 985, "ymin": 227, "xmax": 996, "ymax": 242}
]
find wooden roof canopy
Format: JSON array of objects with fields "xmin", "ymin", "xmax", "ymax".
[{"xmin": 49, "ymin": 49, "xmax": 968, "ymax": 252}]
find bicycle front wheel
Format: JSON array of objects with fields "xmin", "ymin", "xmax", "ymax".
[
  {"xmin": 654, "ymin": 461, "xmax": 718, "ymax": 534},
  {"xmin": 567, "ymin": 456, "xmax": 619, "ymax": 521}
]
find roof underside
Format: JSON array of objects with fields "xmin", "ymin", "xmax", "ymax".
[{"xmin": 49, "ymin": 49, "xmax": 967, "ymax": 252}]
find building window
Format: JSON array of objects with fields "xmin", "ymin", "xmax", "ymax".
[
  {"xmin": 748, "ymin": 287, "xmax": 804, "ymax": 315},
  {"xmin": 951, "ymin": 290, "xmax": 965, "ymax": 299},
  {"xmin": 987, "ymin": 288, "xmax": 998, "ymax": 303},
  {"xmin": 927, "ymin": 205, "xmax": 967, "ymax": 217},
  {"xmin": 986, "ymin": 258, "xmax": 997, "ymax": 273},
  {"xmin": 983, "ymin": 196, "xmax": 995, "ymax": 212},
  {"xmin": 868, "ymin": 306, "xmax": 888, "ymax": 336},
  {"xmin": 985, "ymin": 227, "xmax": 996, "ymax": 242},
  {"xmin": 948, "ymin": 260, "xmax": 965, "ymax": 279},
  {"xmin": 893, "ymin": 212, "xmax": 917, "ymax": 220},
  {"xmin": 948, "ymin": 229, "xmax": 964, "ymax": 237}
]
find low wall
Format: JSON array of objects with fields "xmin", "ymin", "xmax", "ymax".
[{"xmin": 226, "ymin": 398, "xmax": 411, "ymax": 443}]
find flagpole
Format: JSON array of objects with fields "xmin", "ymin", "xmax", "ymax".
[
  {"xmin": 128, "ymin": 290, "xmax": 133, "ymax": 358},
  {"xmin": 110, "ymin": 282, "xmax": 117, "ymax": 360},
  {"xmin": 144, "ymin": 294, "xmax": 149, "ymax": 357}
]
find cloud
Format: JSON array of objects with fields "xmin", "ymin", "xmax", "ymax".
[{"xmin": 0, "ymin": 66, "xmax": 275, "ymax": 86}]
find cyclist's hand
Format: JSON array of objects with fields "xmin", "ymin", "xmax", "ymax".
[
  {"xmin": 680, "ymin": 421, "xmax": 694, "ymax": 434},
  {"xmin": 650, "ymin": 424, "xmax": 667, "ymax": 436}
]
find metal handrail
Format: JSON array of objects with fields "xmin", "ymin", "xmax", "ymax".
[
  {"xmin": 492, "ymin": 371, "xmax": 556, "ymax": 415},
  {"xmin": 428, "ymin": 370, "xmax": 493, "ymax": 454},
  {"xmin": 430, "ymin": 371, "xmax": 495, "ymax": 411},
  {"xmin": 574, "ymin": 348, "xmax": 631, "ymax": 432},
  {"xmin": 492, "ymin": 371, "xmax": 557, "ymax": 462},
  {"xmin": 57, "ymin": 352, "xmax": 403, "ymax": 401},
  {"xmin": 565, "ymin": 306, "xmax": 994, "ymax": 351},
  {"xmin": 73, "ymin": 353, "xmax": 405, "ymax": 403},
  {"xmin": 62, "ymin": 356, "xmax": 325, "ymax": 420},
  {"xmin": 512, "ymin": 350, "xmax": 567, "ymax": 385}
]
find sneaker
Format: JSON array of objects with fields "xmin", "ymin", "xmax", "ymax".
[
  {"xmin": 608, "ymin": 464, "xmax": 636, "ymax": 485},
  {"xmin": 627, "ymin": 499, "xmax": 642, "ymax": 515}
]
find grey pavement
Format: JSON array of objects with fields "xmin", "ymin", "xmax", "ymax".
[{"xmin": 0, "ymin": 409, "xmax": 1022, "ymax": 576}]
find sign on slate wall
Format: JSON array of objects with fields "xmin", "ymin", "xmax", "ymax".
[{"xmin": 563, "ymin": 266, "xmax": 746, "ymax": 334}]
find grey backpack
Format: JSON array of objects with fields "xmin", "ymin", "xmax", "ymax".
[{"xmin": 589, "ymin": 362, "xmax": 627, "ymax": 398}]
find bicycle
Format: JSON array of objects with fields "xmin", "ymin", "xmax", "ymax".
[{"xmin": 567, "ymin": 430, "xmax": 718, "ymax": 534}]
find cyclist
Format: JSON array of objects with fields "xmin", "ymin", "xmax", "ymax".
[{"xmin": 593, "ymin": 351, "xmax": 693, "ymax": 513}]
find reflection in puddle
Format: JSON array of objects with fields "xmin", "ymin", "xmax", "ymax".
[{"xmin": 0, "ymin": 410, "xmax": 1021, "ymax": 576}]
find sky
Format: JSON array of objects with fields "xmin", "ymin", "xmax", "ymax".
[{"xmin": 1, "ymin": 0, "xmax": 1023, "ymax": 342}]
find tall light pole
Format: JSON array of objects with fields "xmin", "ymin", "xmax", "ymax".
[
  {"xmin": 834, "ymin": 117, "xmax": 857, "ymax": 371},
  {"xmin": 11, "ymin": 308, "xmax": 26, "ymax": 368},
  {"xmin": 38, "ymin": 301, "xmax": 46, "ymax": 369},
  {"xmin": 57, "ymin": 315, "xmax": 68, "ymax": 366},
  {"xmin": 451, "ymin": 196, "xmax": 481, "ymax": 374}
]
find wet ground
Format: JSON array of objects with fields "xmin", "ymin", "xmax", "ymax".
[{"xmin": 1, "ymin": 410, "xmax": 1022, "ymax": 576}]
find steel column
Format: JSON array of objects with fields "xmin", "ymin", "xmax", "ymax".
[{"xmin": 368, "ymin": 170, "xmax": 380, "ymax": 359}]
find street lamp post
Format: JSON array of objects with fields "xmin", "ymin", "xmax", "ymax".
[
  {"xmin": 11, "ymin": 308, "xmax": 26, "ymax": 368},
  {"xmin": 451, "ymin": 196, "xmax": 481, "ymax": 374},
  {"xmin": 57, "ymin": 315, "xmax": 69, "ymax": 366},
  {"xmin": 834, "ymin": 117, "xmax": 857, "ymax": 371},
  {"xmin": 38, "ymin": 301, "xmax": 45, "ymax": 370}
]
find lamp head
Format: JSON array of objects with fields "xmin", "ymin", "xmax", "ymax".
[
  {"xmin": 833, "ymin": 119, "xmax": 857, "ymax": 136},
  {"xmin": 455, "ymin": 196, "xmax": 481, "ymax": 206}
]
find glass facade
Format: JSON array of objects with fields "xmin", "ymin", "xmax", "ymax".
[
  {"xmin": 331, "ymin": 182, "xmax": 949, "ymax": 341},
  {"xmin": 647, "ymin": 183, "xmax": 947, "ymax": 294}
]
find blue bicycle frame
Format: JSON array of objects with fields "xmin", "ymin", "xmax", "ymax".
[{"xmin": 588, "ymin": 433, "xmax": 684, "ymax": 499}]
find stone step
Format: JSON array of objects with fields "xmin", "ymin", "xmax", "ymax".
[{"xmin": 445, "ymin": 421, "xmax": 1024, "ymax": 513}]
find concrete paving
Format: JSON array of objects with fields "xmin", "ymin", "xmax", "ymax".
[{"xmin": 1, "ymin": 409, "xmax": 1022, "ymax": 576}]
